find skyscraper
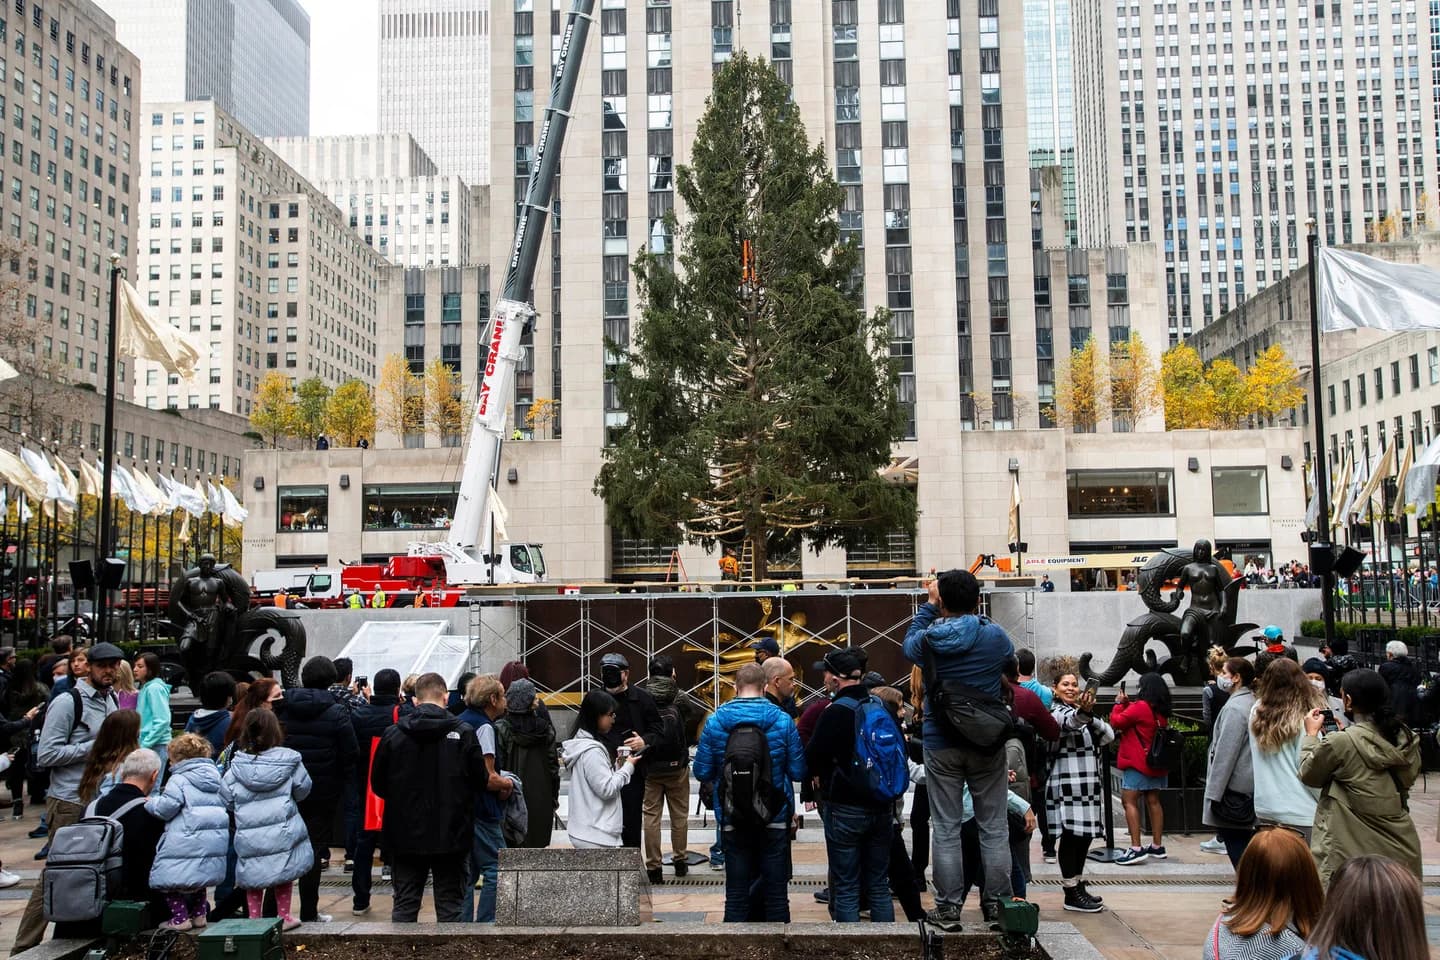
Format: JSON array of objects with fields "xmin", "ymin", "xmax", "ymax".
[
  {"xmin": 377, "ymin": 0, "xmax": 491, "ymax": 186},
  {"xmin": 1072, "ymin": 0, "xmax": 1435, "ymax": 343},
  {"xmin": 102, "ymin": 0, "xmax": 311, "ymax": 137}
]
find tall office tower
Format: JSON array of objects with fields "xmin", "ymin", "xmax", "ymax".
[
  {"xmin": 1071, "ymin": 0, "xmax": 1435, "ymax": 343},
  {"xmin": 136, "ymin": 102, "xmax": 385, "ymax": 416},
  {"xmin": 1024, "ymin": 0, "xmax": 1078, "ymax": 247},
  {"xmin": 0, "ymin": 0, "xmax": 140, "ymax": 396},
  {"xmin": 488, "ymin": 0, "xmax": 1169, "ymax": 576},
  {"xmin": 266, "ymin": 133, "xmax": 477, "ymax": 267},
  {"xmin": 378, "ymin": 0, "xmax": 491, "ymax": 186},
  {"xmin": 103, "ymin": 0, "xmax": 310, "ymax": 137}
]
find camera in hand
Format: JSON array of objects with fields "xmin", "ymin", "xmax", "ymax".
[{"xmin": 1320, "ymin": 709, "xmax": 1339, "ymax": 734}]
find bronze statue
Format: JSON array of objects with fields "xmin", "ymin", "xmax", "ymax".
[
  {"xmin": 1081, "ymin": 539, "xmax": 1258, "ymax": 686},
  {"xmin": 167, "ymin": 556, "xmax": 306, "ymax": 691}
]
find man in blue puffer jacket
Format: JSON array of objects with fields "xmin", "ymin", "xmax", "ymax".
[
  {"xmin": 693, "ymin": 662, "xmax": 805, "ymax": 923},
  {"xmin": 903, "ymin": 568, "xmax": 1016, "ymax": 933}
]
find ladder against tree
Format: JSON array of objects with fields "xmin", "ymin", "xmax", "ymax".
[
  {"xmin": 739, "ymin": 539, "xmax": 756, "ymax": 582},
  {"xmin": 663, "ymin": 549, "xmax": 688, "ymax": 584}
]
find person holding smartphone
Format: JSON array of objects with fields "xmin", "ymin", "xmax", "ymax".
[{"xmin": 597, "ymin": 653, "xmax": 663, "ymax": 848}]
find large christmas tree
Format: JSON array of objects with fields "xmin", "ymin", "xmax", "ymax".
[{"xmin": 595, "ymin": 54, "xmax": 914, "ymax": 580}]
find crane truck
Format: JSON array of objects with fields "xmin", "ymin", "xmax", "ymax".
[{"xmin": 338, "ymin": 0, "xmax": 596, "ymax": 602}]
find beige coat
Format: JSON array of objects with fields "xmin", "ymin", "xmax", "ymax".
[{"xmin": 1298, "ymin": 720, "xmax": 1422, "ymax": 887}]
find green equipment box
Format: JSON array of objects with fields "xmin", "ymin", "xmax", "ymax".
[{"xmin": 197, "ymin": 918, "xmax": 284, "ymax": 960}]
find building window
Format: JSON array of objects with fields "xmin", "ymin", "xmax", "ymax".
[
  {"xmin": 278, "ymin": 485, "xmax": 328, "ymax": 532},
  {"xmin": 362, "ymin": 483, "xmax": 458, "ymax": 530},
  {"xmin": 1429, "ymin": 347, "xmax": 1439, "ymax": 385},
  {"xmin": 1066, "ymin": 469, "xmax": 1174, "ymax": 517},
  {"xmin": 1212, "ymin": 467, "xmax": 1269, "ymax": 516}
]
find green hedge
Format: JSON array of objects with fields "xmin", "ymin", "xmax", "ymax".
[
  {"xmin": 1299, "ymin": 620, "xmax": 1440, "ymax": 646},
  {"xmin": 13, "ymin": 640, "xmax": 148, "ymax": 661}
]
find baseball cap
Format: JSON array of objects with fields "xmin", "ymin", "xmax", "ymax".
[
  {"xmin": 750, "ymin": 637, "xmax": 780, "ymax": 656},
  {"xmin": 822, "ymin": 647, "xmax": 867, "ymax": 680},
  {"xmin": 600, "ymin": 652, "xmax": 629, "ymax": 670},
  {"xmin": 1262, "ymin": 625, "xmax": 1283, "ymax": 641},
  {"xmin": 88, "ymin": 642, "xmax": 125, "ymax": 663},
  {"xmin": 862, "ymin": 671, "xmax": 886, "ymax": 688}
]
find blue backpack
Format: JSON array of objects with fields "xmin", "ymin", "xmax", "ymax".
[{"xmin": 838, "ymin": 696, "xmax": 909, "ymax": 804}]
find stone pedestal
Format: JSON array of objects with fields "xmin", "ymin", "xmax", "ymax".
[{"xmin": 494, "ymin": 848, "xmax": 652, "ymax": 927}]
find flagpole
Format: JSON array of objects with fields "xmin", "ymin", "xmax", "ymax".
[
  {"xmin": 1306, "ymin": 222, "xmax": 1338, "ymax": 646},
  {"xmin": 97, "ymin": 254, "xmax": 123, "ymax": 644}
]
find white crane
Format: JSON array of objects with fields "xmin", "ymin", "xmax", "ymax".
[{"xmin": 408, "ymin": 0, "xmax": 597, "ymax": 585}]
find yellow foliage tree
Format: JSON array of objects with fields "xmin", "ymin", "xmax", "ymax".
[
  {"xmin": 324, "ymin": 379, "xmax": 376, "ymax": 447},
  {"xmin": 1206, "ymin": 358, "xmax": 1250, "ymax": 429},
  {"xmin": 1159, "ymin": 344, "xmax": 1216, "ymax": 429},
  {"xmin": 1054, "ymin": 337, "xmax": 1106, "ymax": 433},
  {"xmin": 525, "ymin": 397, "xmax": 560, "ymax": 439},
  {"xmin": 249, "ymin": 371, "xmax": 297, "ymax": 447},
  {"xmin": 1246, "ymin": 343, "xmax": 1306, "ymax": 423},
  {"xmin": 423, "ymin": 359, "xmax": 465, "ymax": 442},
  {"xmin": 376, "ymin": 354, "xmax": 424, "ymax": 441},
  {"xmin": 1109, "ymin": 333, "xmax": 1161, "ymax": 431}
]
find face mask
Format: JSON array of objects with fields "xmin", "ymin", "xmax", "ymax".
[
  {"xmin": 601, "ymin": 665, "xmax": 623, "ymax": 689},
  {"xmin": 1310, "ymin": 679, "xmax": 1327, "ymax": 692},
  {"xmin": 1216, "ymin": 676, "xmax": 1235, "ymax": 693}
]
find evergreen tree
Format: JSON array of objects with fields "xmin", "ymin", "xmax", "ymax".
[{"xmin": 594, "ymin": 54, "xmax": 913, "ymax": 579}]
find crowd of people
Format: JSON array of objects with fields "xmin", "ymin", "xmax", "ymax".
[{"xmin": 0, "ymin": 568, "xmax": 1434, "ymax": 958}]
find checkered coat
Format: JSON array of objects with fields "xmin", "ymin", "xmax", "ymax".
[{"xmin": 1044, "ymin": 702, "xmax": 1115, "ymax": 840}]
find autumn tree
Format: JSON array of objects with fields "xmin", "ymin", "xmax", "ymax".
[
  {"xmin": 1108, "ymin": 333, "xmax": 1161, "ymax": 432},
  {"xmin": 1159, "ymin": 343, "xmax": 1215, "ymax": 429},
  {"xmin": 1206, "ymin": 358, "xmax": 1250, "ymax": 429},
  {"xmin": 324, "ymin": 379, "xmax": 376, "ymax": 447},
  {"xmin": 594, "ymin": 54, "xmax": 914, "ymax": 580},
  {"xmin": 423, "ymin": 358, "xmax": 465, "ymax": 444},
  {"xmin": 293, "ymin": 377, "xmax": 332, "ymax": 441},
  {"xmin": 1054, "ymin": 337, "xmax": 1107, "ymax": 433},
  {"xmin": 1246, "ymin": 343, "xmax": 1306, "ymax": 423},
  {"xmin": 525, "ymin": 397, "xmax": 559, "ymax": 439},
  {"xmin": 249, "ymin": 371, "xmax": 297, "ymax": 447},
  {"xmin": 376, "ymin": 354, "xmax": 424, "ymax": 442}
]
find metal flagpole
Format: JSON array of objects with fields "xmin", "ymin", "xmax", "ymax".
[
  {"xmin": 1305, "ymin": 223, "xmax": 1337, "ymax": 647},
  {"xmin": 97, "ymin": 255, "xmax": 123, "ymax": 644}
]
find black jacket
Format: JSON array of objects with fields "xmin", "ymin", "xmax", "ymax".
[
  {"xmin": 804, "ymin": 684, "xmax": 887, "ymax": 810},
  {"xmin": 600, "ymin": 684, "xmax": 665, "ymax": 757},
  {"xmin": 1380, "ymin": 656, "xmax": 1423, "ymax": 727},
  {"xmin": 370, "ymin": 703, "xmax": 487, "ymax": 857},
  {"xmin": 275, "ymin": 687, "xmax": 360, "ymax": 802},
  {"xmin": 350, "ymin": 695, "xmax": 408, "ymax": 796}
]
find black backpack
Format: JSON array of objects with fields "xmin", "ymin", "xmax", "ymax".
[
  {"xmin": 1145, "ymin": 719, "xmax": 1184, "ymax": 773},
  {"xmin": 646, "ymin": 702, "xmax": 688, "ymax": 772},
  {"xmin": 718, "ymin": 722, "xmax": 780, "ymax": 829}
]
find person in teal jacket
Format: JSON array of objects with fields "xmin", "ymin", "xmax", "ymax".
[{"xmin": 136, "ymin": 652, "xmax": 173, "ymax": 778}]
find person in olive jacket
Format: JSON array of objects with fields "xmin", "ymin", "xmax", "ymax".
[
  {"xmin": 274, "ymin": 656, "xmax": 359, "ymax": 923},
  {"xmin": 370, "ymin": 672, "xmax": 488, "ymax": 923},
  {"xmin": 1299, "ymin": 668, "xmax": 1423, "ymax": 887}
]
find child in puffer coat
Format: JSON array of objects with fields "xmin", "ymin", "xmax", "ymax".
[
  {"xmin": 147, "ymin": 734, "xmax": 232, "ymax": 931},
  {"xmin": 223, "ymin": 709, "xmax": 314, "ymax": 931}
]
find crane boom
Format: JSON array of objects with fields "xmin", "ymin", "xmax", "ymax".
[{"xmin": 411, "ymin": 0, "xmax": 596, "ymax": 583}]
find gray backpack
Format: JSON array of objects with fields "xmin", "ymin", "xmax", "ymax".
[{"xmin": 42, "ymin": 796, "xmax": 147, "ymax": 923}]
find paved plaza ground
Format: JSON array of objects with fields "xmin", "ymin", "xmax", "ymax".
[{"xmin": 4, "ymin": 779, "xmax": 1440, "ymax": 959}]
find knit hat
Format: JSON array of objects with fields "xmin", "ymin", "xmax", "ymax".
[{"xmin": 506, "ymin": 677, "xmax": 538, "ymax": 714}]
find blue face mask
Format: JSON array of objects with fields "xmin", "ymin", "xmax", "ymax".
[{"xmin": 1216, "ymin": 676, "xmax": 1236, "ymax": 693}]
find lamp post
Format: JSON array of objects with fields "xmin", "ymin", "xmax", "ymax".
[
  {"xmin": 1305, "ymin": 222, "xmax": 1337, "ymax": 647},
  {"xmin": 97, "ymin": 253, "xmax": 122, "ymax": 643}
]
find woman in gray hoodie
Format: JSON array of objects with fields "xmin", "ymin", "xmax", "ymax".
[
  {"xmin": 561, "ymin": 690, "xmax": 637, "ymax": 848},
  {"xmin": 223, "ymin": 709, "xmax": 313, "ymax": 930},
  {"xmin": 1203, "ymin": 657, "xmax": 1257, "ymax": 868}
]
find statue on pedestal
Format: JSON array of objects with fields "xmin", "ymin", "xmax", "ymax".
[
  {"xmin": 1080, "ymin": 539, "xmax": 1258, "ymax": 686},
  {"xmin": 168, "ymin": 555, "xmax": 306, "ymax": 691}
]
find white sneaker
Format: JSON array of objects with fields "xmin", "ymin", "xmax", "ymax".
[
  {"xmin": 309, "ymin": 913, "xmax": 333, "ymax": 923},
  {"xmin": 709, "ymin": 860, "xmax": 725, "ymax": 872},
  {"xmin": 1199, "ymin": 838, "xmax": 1228, "ymax": 855},
  {"xmin": 0, "ymin": 869, "xmax": 20, "ymax": 889}
]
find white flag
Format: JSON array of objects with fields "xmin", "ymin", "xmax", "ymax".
[
  {"xmin": 0, "ymin": 357, "xmax": 17, "ymax": 381},
  {"xmin": 111, "ymin": 464, "xmax": 147, "ymax": 514},
  {"xmin": 1305, "ymin": 461, "xmax": 1320, "ymax": 531},
  {"xmin": 1317, "ymin": 247, "xmax": 1440, "ymax": 333},
  {"xmin": 17, "ymin": 493, "xmax": 30, "ymax": 523},
  {"xmin": 19, "ymin": 448, "xmax": 66, "ymax": 507},
  {"xmin": 0, "ymin": 485, "xmax": 7, "ymax": 517},
  {"xmin": 488, "ymin": 484, "xmax": 510, "ymax": 543},
  {"xmin": 129, "ymin": 469, "xmax": 169, "ymax": 517},
  {"xmin": 162, "ymin": 475, "xmax": 206, "ymax": 518},
  {"xmin": 0, "ymin": 449, "xmax": 47, "ymax": 502},
  {"xmin": 1007, "ymin": 473, "xmax": 1022, "ymax": 548},
  {"xmin": 78, "ymin": 458, "xmax": 104, "ymax": 499},
  {"xmin": 53, "ymin": 458, "xmax": 79, "ymax": 508},
  {"xmin": 206, "ymin": 482, "xmax": 226, "ymax": 515},
  {"xmin": 117, "ymin": 278, "xmax": 205, "ymax": 378},
  {"xmin": 192, "ymin": 479, "xmax": 210, "ymax": 518},
  {"xmin": 218, "ymin": 483, "xmax": 248, "ymax": 526}
]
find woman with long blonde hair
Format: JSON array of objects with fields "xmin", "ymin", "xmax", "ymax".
[
  {"xmin": 906, "ymin": 666, "xmax": 929, "ymax": 889},
  {"xmin": 1249, "ymin": 658, "xmax": 1324, "ymax": 838},
  {"xmin": 112, "ymin": 660, "xmax": 139, "ymax": 711}
]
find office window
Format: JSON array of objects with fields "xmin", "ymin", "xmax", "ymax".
[
  {"xmin": 1212, "ymin": 467, "xmax": 1269, "ymax": 516},
  {"xmin": 362, "ymin": 483, "xmax": 459, "ymax": 530},
  {"xmin": 1066, "ymin": 469, "xmax": 1174, "ymax": 517},
  {"xmin": 277, "ymin": 485, "xmax": 328, "ymax": 531}
]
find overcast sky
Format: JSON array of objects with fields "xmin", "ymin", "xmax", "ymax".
[{"xmin": 307, "ymin": 0, "xmax": 380, "ymax": 136}]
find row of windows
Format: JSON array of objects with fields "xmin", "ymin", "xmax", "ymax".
[
  {"xmin": 1066, "ymin": 467, "xmax": 1269, "ymax": 518},
  {"xmin": 276, "ymin": 484, "xmax": 460, "ymax": 533},
  {"xmin": 1327, "ymin": 350, "xmax": 1438, "ymax": 415}
]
